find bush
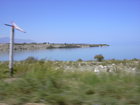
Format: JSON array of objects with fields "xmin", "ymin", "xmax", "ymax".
[
  {"xmin": 24, "ymin": 56, "xmax": 37, "ymax": 63},
  {"xmin": 94, "ymin": 54, "xmax": 104, "ymax": 62},
  {"xmin": 77, "ymin": 58, "xmax": 83, "ymax": 62}
]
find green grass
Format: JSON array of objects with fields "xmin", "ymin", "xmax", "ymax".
[{"xmin": 0, "ymin": 59, "xmax": 140, "ymax": 105}]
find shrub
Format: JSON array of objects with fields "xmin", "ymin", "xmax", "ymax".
[
  {"xmin": 24, "ymin": 56, "xmax": 37, "ymax": 63},
  {"xmin": 43, "ymin": 42, "xmax": 47, "ymax": 44},
  {"xmin": 77, "ymin": 58, "xmax": 83, "ymax": 62},
  {"xmin": 47, "ymin": 45, "xmax": 54, "ymax": 49},
  {"xmin": 94, "ymin": 54, "xmax": 104, "ymax": 62}
]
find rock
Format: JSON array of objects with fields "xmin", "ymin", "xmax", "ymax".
[{"xmin": 94, "ymin": 68, "xmax": 100, "ymax": 72}]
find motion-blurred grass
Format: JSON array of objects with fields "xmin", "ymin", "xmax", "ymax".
[{"xmin": 0, "ymin": 58, "xmax": 140, "ymax": 105}]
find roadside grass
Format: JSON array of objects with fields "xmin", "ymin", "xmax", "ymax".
[{"xmin": 0, "ymin": 59, "xmax": 140, "ymax": 105}]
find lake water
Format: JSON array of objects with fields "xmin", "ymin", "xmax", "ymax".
[{"xmin": 0, "ymin": 44, "xmax": 140, "ymax": 61}]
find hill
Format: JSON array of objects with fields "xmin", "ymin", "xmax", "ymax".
[{"xmin": 0, "ymin": 37, "xmax": 34, "ymax": 43}]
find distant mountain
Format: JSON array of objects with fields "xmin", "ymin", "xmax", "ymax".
[{"xmin": 0, "ymin": 37, "xmax": 34, "ymax": 43}]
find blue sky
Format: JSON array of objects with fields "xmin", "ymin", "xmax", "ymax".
[{"xmin": 0, "ymin": 0, "xmax": 140, "ymax": 44}]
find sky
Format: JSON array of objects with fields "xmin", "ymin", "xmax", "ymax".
[{"xmin": 0, "ymin": 0, "xmax": 140, "ymax": 45}]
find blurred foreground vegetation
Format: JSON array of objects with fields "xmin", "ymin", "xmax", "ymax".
[{"xmin": 0, "ymin": 58, "xmax": 140, "ymax": 105}]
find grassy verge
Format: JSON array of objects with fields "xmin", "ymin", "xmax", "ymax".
[{"xmin": 0, "ymin": 59, "xmax": 140, "ymax": 105}]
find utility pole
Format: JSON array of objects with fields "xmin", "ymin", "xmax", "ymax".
[{"xmin": 5, "ymin": 22, "xmax": 26, "ymax": 77}]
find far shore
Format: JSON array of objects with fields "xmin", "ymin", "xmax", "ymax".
[{"xmin": 0, "ymin": 43, "xmax": 109, "ymax": 52}]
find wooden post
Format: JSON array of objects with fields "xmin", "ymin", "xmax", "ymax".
[{"xmin": 9, "ymin": 26, "xmax": 14, "ymax": 77}]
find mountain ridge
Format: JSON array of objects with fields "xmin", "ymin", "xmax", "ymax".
[{"xmin": 0, "ymin": 37, "xmax": 34, "ymax": 43}]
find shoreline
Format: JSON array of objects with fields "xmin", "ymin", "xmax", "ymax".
[{"xmin": 0, "ymin": 43, "xmax": 109, "ymax": 52}]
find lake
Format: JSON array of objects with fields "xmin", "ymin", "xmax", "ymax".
[{"xmin": 0, "ymin": 44, "xmax": 140, "ymax": 61}]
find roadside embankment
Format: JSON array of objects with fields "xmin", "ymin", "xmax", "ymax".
[
  {"xmin": 0, "ymin": 58, "xmax": 140, "ymax": 105},
  {"xmin": 0, "ymin": 59, "xmax": 140, "ymax": 105}
]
